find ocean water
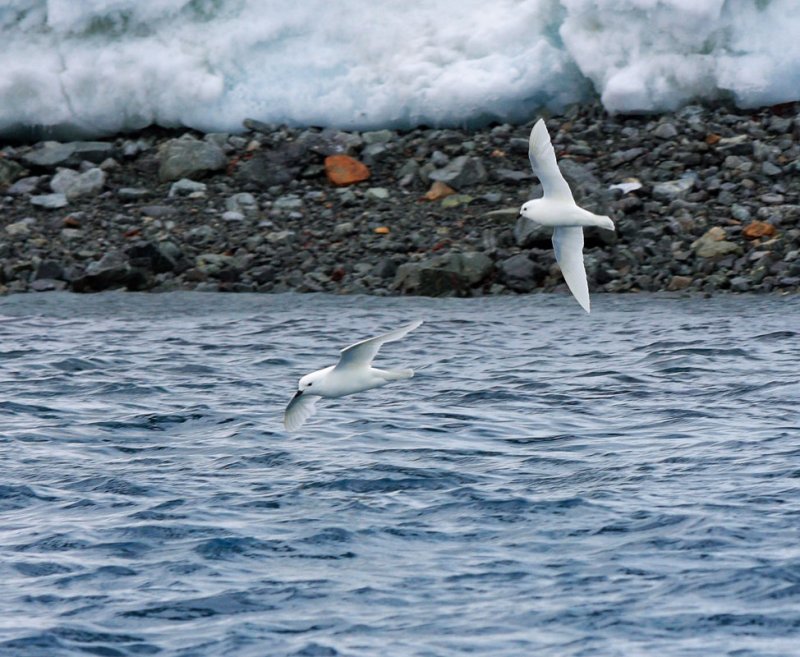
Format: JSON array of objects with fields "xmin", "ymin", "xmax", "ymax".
[
  {"xmin": 2, "ymin": 0, "xmax": 799, "ymax": 137},
  {"xmin": 1, "ymin": 291, "xmax": 798, "ymax": 657}
]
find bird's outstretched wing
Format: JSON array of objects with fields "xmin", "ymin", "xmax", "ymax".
[
  {"xmin": 552, "ymin": 226, "xmax": 590, "ymax": 313},
  {"xmin": 284, "ymin": 392, "xmax": 319, "ymax": 431},
  {"xmin": 529, "ymin": 119, "xmax": 573, "ymax": 202},
  {"xmin": 335, "ymin": 320, "xmax": 423, "ymax": 370}
]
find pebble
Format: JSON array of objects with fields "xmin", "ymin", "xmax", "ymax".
[
  {"xmin": 30, "ymin": 193, "xmax": 68, "ymax": 209},
  {"xmin": 169, "ymin": 179, "xmax": 207, "ymax": 197},
  {"xmin": 365, "ymin": 187, "xmax": 390, "ymax": 201}
]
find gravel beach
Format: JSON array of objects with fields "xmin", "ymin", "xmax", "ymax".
[{"xmin": 1, "ymin": 101, "xmax": 799, "ymax": 298}]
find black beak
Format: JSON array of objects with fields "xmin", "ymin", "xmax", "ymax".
[{"xmin": 292, "ymin": 390, "xmax": 303, "ymax": 400}]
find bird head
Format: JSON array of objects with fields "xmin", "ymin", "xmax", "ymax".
[
  {"xmin": 519, "ymin": 199, "xmax": 539, "ymax": 220},
  {"xmin": 295, "ymin": 369, "xmax": 326, "ymax": 396}
]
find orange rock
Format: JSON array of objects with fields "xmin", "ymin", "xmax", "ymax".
[
  {"xmin": 324, "ymin": 154, "xmax": 370, "ymax": 186},
  {"xmin": 705, "ymin": 133, "xmax": 721, "ymax": 145},
  {"xmin": 374, "ymin": 226, "xmax": 390, "ymax": 234},
  {"xmin": 743, "ymin": 221, "xmax": 776, "ymax": 239},
  {"xmin": 424, "ymin": 180, "xmax": 456, "ymax": 201}
]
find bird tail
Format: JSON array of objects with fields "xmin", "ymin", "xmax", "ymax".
[{"xmin": 383, "ymin": 368, "xmax": 414, "ymax": 380}]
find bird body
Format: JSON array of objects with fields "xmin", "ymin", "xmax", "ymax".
[{"xmin": 519, "ymin": 118, "xmax": 616, "ymax": 313}]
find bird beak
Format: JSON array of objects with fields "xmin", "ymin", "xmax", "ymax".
[{"xmin": 292, "ymin": 389, "xmax": 303, "ymax": 399}]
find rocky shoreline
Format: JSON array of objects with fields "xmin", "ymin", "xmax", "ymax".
[{"xmin": 1, "ymin": 101, "xmax": 799, "ymax": 298}]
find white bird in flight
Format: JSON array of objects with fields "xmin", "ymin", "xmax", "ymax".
[
  {"xmin": 284, "ymin": 320, "xmax": 423, "ymax": 431},
  {"xmin": 519, "ymin": 118, "xmax": 615, "ymax": 313}
]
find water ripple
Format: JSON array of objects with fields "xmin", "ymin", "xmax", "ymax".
[{"xmin": 0, "ymin": 291, "xmax": 798, "ymax": 656}]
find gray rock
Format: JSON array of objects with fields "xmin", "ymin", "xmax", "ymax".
[
  {"xmin": 5, "ymin": 219, "xmax": 34, "ymax": 236},
  {"xmin": 266, "ymin": 230, "xmax": 296, "ymax": 243},
  {"xmin": 168, "ymin": 178, "xmax": 207, "ymax": 197},
  {"xmin": 667, "ymin": 275, "xmax": 692, "ymax": 291},
  {"xmin": 334, "ymin": 222, "xmax": 355, "ymax": 237},
  {"xmin": 50, "ymin": 167, "xmax": 106, "ymax": 200},
  {"xmin": 691, "ymin": 226, "xmax": 740, "ymax": 258},
  {"xmin": 498, "ymin": 253, "xmax": 541, "ymax": 292},
  {"xmin": 716, "ymin": 135, "xmax": 751, "ymax": 155},
  {"xmin": 118, "ymin": 187, "xmax": 152, "ymax": 200},
  {"xmin": 30, "ymin": 193, "xmax": 68, "ymax": 209},
  {"xmin": 456, "ymin": 252, "xmax": 493, "ymax": 285},
  {"xmin": 70, "ymin": 142, "xmax": 114, "ymax": 164},
  {"xmin": 372, "ymin": 258, "xmax": 398, "ymax": 279},
  {"xmin": 723, "ymin": 155, "xmax": 753, "ymax": 171},
  {"xmin": 652, "ymin": 175, "xmax": 696, "ymax": 202},
  {"xmin": 731, "ymin": 203, "xmax": 751, "ymax": 222},
  {"xmin": 429, "ymin": 156, "xmax": 487, "ymax": 190},
  {"xmin": 225, "ymin": 192, "xmax": 258, "ymax": 213},
  {"xmin": 653, "ymin": 122, "xmax": 678, "ymax": 139},
  {"xmin": 493, "ymin": 168, "xmax": 531, "ymax": 183},
  {"xmin": 729, "ymin": 276, "xmax": 750, "ymax": 291},
  {"xmin": 365, "ymin": 187, "xmax": 389, "ymax": 200},
  {"xmin": 361, "ymin": 142, "xmax": 391, "ymax": 164},
  {"xmin": 34, "ymin": 259, "xmax": 65, "ymax": 280},
  {"xmin": 509, "ymin": 137, "xmax": 529, "ymax": 154},
  {"xmin": 611, "ymin": 148, "xmax": 645, "ymax": 165},
  {"xmin": 297, "ymin": 129, "xmax": 363, "ymax": 156},
  {"xmin": 158, "ymin": 135, "xmax": 227, "ymax": 182},
  {"xmin": 222, "ymin": 210, "xmax": 245, "ymax": 222},
  {"xmin": 393, "ymin": 251, "xmax": 493, "ymax": 296},
  {"xmin": 514, "ymin": 216, "xmax": 551, "ymax": 248},
  {"xmin": 430, "ymin": 150, "xmax": 450, "ymax": 167},
  {"xmin": 140, "ymin": 205, "xmax": 177, "ymax": 218},
  {"xmin": 241, "ymin": 143, "xmax": 308, "ymax": 186},
  {"xmin": 362, "ymin": 129, "xmax": 394, "ymax": 145},
  {"xmin": 72, "ymin": 251, "xmax": 133, "ymax": 292},
  {"xmin": 23, "ymin": 142, "xmax": 76, "ymax": 168},
  {"xmin": 273, "ymin": 194, "xmax": 303, "ymax": 210},
  {"xmin": 396, "ymin": 159, "xmax": 420, "ymax": 182},
  {"xmin": 0, "ymin": 159, "xmax": 25, "ymax": 186},
  {"xmin": 559, "ymin": 159, "xmax": 605, "ymax": 207},
  {"xmin": 7, "ymin": 176, "xmax": 41, "ymax": 195},
  {"xmin": 186, "ymin": 225, "xmax": 216, "ymax": 244},
  {"xmin": 30, "ymin": 279, "xmax": 67, "ymax": 292},
  {"xmin": 762, "ymin": 161, "xmax": 782, "ymax": 176},
  {"xmin": 127, "ymin": 240, "xmax": 185, "ymax": 274},
  {"xmin": 23, "ymin": 141, "xmax": 113, "ymax": 168}
]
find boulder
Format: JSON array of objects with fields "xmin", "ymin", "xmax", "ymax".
[
  {"xmin": 0, "ymin": 159, "xmax": 25, "ymax": 186},
  {"xmin": 393, "ymin": 251, "xmax": 493, "ymax": 296},
  {"xmin": 691, "ymin": 227, "xmax": 740, "ymax": 258},
  {"xmin": 428, "ymin": 156, "xmax": 487, "ymax": 190},
  {"xmin": 72, "ymin": 251, "xmax": 135, "ymax": 292},
  {"xmin": 30, "ymin": 193, "xmax": 68, "ymax": 209},
  {"xmin": 514, "ymin": 216, "xmax": 552, "ymax": 249},
  {"xmin": 50, "ymin": 167, "xmax": 106, "ymax": 200},
  {"xmin": 498, "ymin": 253, "xmax": 541, "ymax": 292},
  {"xmin": 652, "ymin": 175, "xmax": 696, "ymax": 202},
  {"xmin": 236, "ymin": 142, "xmax": 307, "ymax": 186},
  {"xmin": 158, "ymin": 136, "xmax": 227, "ymax": 182},
  {"xmin": 324, "ymin": 154, "xmax": 370, "ymax": 186}
]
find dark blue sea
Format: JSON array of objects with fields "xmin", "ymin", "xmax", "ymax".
[{"xmin": 1, "ymin": 291, "xmax": 798, "ymax": 657}]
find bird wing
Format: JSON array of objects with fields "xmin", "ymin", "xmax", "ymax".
[
  {"xmin": 552, "ymin": 226, "xmax": 590, "ymax": 313},
  {"xmin": 529, "ymin": 119, "xmax": 573, "ymax": 202},
  {"xmin": 335, "ymin": 319, "xmax": 423, "ymax": 370},
  {"xmin": 284, "ymin": 392, "xmax": 319, "ymax": 431}
]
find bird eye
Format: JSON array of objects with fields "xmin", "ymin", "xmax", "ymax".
[{"xmin": 307, "ymin": 382, "xmax": 312, "ymax": 387}]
